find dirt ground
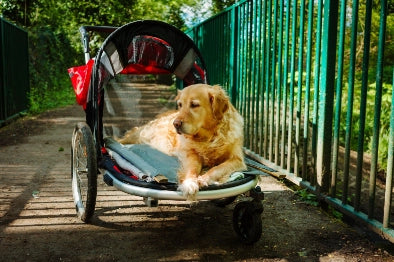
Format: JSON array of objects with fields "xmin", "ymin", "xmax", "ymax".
[{"xmin": 1, "ymin": 85, "xmax": 394, "ymax": 261}]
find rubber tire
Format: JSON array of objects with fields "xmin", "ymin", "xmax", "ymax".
[
  {"xmin": 233, "ymin": 201, "xmax": 262, "ymax": 244},
  {"xmin": 71, "ymin": 122, "xmax": 97, "ymax": 223}
]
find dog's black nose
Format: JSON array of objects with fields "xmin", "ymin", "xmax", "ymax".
[{"xmin": 173, "ymin": 119, "xmax": 182, "ymax": 129}]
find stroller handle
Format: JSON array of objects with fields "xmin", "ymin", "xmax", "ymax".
[{"xmin": 79, "ymin": 26, "xmax": 118, "ymax": 63}]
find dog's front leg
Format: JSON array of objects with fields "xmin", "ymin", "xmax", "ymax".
[
  {"xmin": 198, "ymin": 156, "xmax": 246, "ymax": 186},
  {"xmin": 177, "ymin": 152, "xmax": 202, "ymax": 199}
]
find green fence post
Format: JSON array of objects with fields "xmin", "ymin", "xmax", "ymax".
[
  {"xmin": 269, "ymin": 0, "xmax": 278, "ymax": 162},
  {"xmin": 303, "ymin": 0, "xmax": 315, "ymax": 182},
  {"xmin": 259, "ymin": 0, "xmax": 268, "ymax": 156},
  {"xmin": 281, "ymin": 0, "xmax": 291, "ymax": 168},
  {"xmin": 287, "ymin": 0, "xmax": 298, "ymax": 173},
  {"xmin": 342, "ymin": 0, "xmax": 359, "ymax": 205},
  {"xmin": 369, "ymin": 0, "xmax": 388, "ymax": 218},
  {"xmin": 254, "ymin": 0, "xmax": 263, "ymax": 153},
  {"xmin": 264, "ymin": 0, "xmax": 272, "ymax": 159},
  {"xmin": 296, "ymin": 0, "xmax": 306, "ymax": 178},
  {"xmin": 0, "ymin": 18, "xmax": 4, "ymax": 123},
  {"xmin": 230, "ymin": 6, "xmax": 238, "ymax": 106},
  {"xmin": 311, "ymin": 0, "xmax": 323, "ymax": 187},
  {"xmin": 331, "ymin": 0, "xmax": 348, "ymax": 197},
  {"xmin": 316, "ymin": 0, "xmax": 338, "ymax": 193},
  {"xmin": 275, "ymin": 0, "xmax": 284, "ymax": 166},
  {"xmin": 383, "ymin": 68, "xmax": 394, "ymax": 228},
  {"xmin": 354, "ymin": 0, "xmax": 373, "ymax": 212}
]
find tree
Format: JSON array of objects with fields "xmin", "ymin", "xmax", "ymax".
[
  {"xmin": 211, "ymin": 0, "xmax": 236, "ymax": 14},
  {"xmin": 0, "ymin": 0, "xmax": 208, "ymax": 113}
]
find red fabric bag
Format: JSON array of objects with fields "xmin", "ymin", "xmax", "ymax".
[{"xmin": 68, "ymin": 59, "xmax": 94, "ymax": 109}]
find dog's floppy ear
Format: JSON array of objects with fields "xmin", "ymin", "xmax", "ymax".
[
  {"xmin": 175, "ymin": 90, "xmax": 182, "ymax": 109},
  {"xmin": 209, "ymin": 85, "xmax": 229, "ymax": 120},
  {"xmin": 175, "ymin": 89, "xmax": 182, "ymax": 101}
]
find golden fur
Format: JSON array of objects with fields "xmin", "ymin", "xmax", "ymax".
[{"xmin": 118, "ymin": 84, "xmax": 246, "ymax": 198}]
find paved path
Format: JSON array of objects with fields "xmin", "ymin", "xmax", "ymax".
[{"xmin": 0, "ymin": 86, "xmax": 393, "ymax": 261}]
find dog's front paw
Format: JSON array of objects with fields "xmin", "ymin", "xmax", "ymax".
[
  {"xmin": 197, "ymin": 175, "xmax": 210, "ymax": 187},
  {"xmin": 178, "ymin": 178, "xmax": 199, "ymax": 200}
]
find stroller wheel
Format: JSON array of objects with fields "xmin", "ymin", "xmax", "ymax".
[
  {"xmin": 233, "ymin": 201, "xmax": 263, "ymax": 244},
  {"xmin": 71, "ymin": 122, "xmax": 97, "ymax": 223}
]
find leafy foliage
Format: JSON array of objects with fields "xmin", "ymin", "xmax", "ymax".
[
  {"xmin": 210, "ymin": 0, "xmax": 236, "ymax": 14},
  {"xmin": 295, "ymin": 188, "xmax": 319, "ymax": 206},
  {"xmin": 0, "ymin": 0, "xmax": 211, "ymax": 114},
  {"xmin": 28, "ymin": 26, "xmax": 78, "ymax": 113}
]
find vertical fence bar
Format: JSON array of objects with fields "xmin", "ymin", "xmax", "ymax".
[
  {"xmin": 287, "ymin": 0, "xmax": 298, "ymax": 173},
  {"xmin": 259, "ymin": 0, "xmax": 267, "ymax": 156},
  {"xmin": 223, "ymin": 15, "xmax": 228, "ymax": 86},
  {"xmin": 0, "ymin": 19, "xmax": 4, "ymax": 123},
  {"xmin": 218, "ymin": 16, "xmax": 223, "ymax": 85},
  {"xmin": 383, "ymin": 69, "xmax": 394, "ymax": 228},
  {"xmin": 253, "ymin": 0, "xmax": 260, "ymax": 153},
  {"xmin": 230, "ymin": 6, "xmax": 238, "ymax": 106},
  {"xmin": 269, "ymin": 0, "xmax": 278, "ymax": 162},
  {"xmin": 295, "ymin": 0, "xmax": 305, "ymax": 177},
  {"xmin": 219, "ymin": 16, "xmax": 223, "ymax": 85},
  {"xmin": 254, "ymin": 0, "xmax": 262, "ymax": 154},
  {"xmin": 251, "ymin": 1, "xmax": 256, "ymax": 151},
  {"xmin": 238, "ymin": 4, "xmax": 245, "ymax": 111},
  {"xmin": 316, "ymin": 0, "xmax": 338, "ymax": 193},
  {"xmin": 224, "ymin": 14, "xmax": 229, "ymax": 88},
  {"xmin": 242, "ymin": 3, "xmax": 248, "ymax": 117},
  {"xmin": 281, "ymin": 0, "xmax": 291, "ymax": 168},
  {"xmin": 264, "ymin": 0, "xmax": 272, "ymax": 159},
  {"xmin": 248, "ymin": 2, "xmax": 254, "ymax": 150},
  {"xmin": 368, "ymin": 0, "xmax": 387, "ymax": 218},
  {"xmin": 227, "ymin": 13, "xmax": 232, "ymax": 90},
  {"xmin": 302, "ymin": 0, "xmax": 314, "ymax": 182},
  {"xmin": 342, "ymin": 0, "xmax": 359, "ymax": 204},
  {"xmin": 247, "ymin": 1, "xmax": 254, "ymax": 150},
  {"xmin": 244, "ymin": 1, "xmax": 250, "ymax": 130},
  {"xmin": 354, "ymin": 0, "xmax": 373, "ymax": 212},
  {"xmin": 244, "ymin": 2, "xmax": 251, "ymax": 148},
  {"xmin": 242, "ymin": 2, "xmax": 248, "ymax": 122},
  {"xmin": 331, "ymin": 0, "xmax": 347, "ymax": 197},
  {"xmin": 311, "ymin": 0, "xmax": 323, "ymax": 187},
  {"xmin": 275, "ymin": 0, "xmax": 284, "ymax": 166},
  {"xmin": 222, "ymin": 15, "xmax": 226, "ymax": 85}
]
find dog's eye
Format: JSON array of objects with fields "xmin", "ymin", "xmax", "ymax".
[
  {"xmin": 177, "ymin": 102, "xmax": 182, "ymax": 108},
  {"xmin": 190, "ymin": 101, "xmax": 200, "ymax": 108}
]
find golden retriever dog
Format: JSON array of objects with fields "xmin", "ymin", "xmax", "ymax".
[{"xmin": 118, "ymin": 84, "xmax": 246, "ymax": 198}]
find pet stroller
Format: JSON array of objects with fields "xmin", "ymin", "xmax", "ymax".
[{"xmin": 69, "ymin": 20, "xmax": 265, "ymax": 244}]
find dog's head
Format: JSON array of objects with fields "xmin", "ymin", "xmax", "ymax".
[{"xmin": 173, "ymin": 84, "xmax": 229, "ymax": 137}]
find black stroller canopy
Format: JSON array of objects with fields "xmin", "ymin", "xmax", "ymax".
[
  {"xmin": 69, "ymin": 20, "xmax": 208, "ymax": 111},
  {"xmin": 91, "ymin": 20, "xmax": 208, "ymax": 100}
]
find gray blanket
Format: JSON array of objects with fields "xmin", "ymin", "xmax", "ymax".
[{"xmin": 104, "ymin": 137, "xmax": 179, "ymax": 183}]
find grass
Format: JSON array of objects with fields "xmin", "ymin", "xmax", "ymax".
[{"xmin": 28, "ymin": 84, "xmax": 76, "ymax": 115}]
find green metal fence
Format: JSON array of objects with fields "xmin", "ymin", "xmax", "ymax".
[
  {"xmin": 187, "ymin": 0, "xmax": 394, "ymax": 242},
  {"xmin": 0, "ymin": 17, "xmax": 29, "ymax": 125}
]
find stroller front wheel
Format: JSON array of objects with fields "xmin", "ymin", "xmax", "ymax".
[
  {"xmin": 233, "ymin": 201, "xmax": 263, "ymax": 244},
  {"xmin": 71, "ymin": 122, "xmax": 97, "ymax": 223}
]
